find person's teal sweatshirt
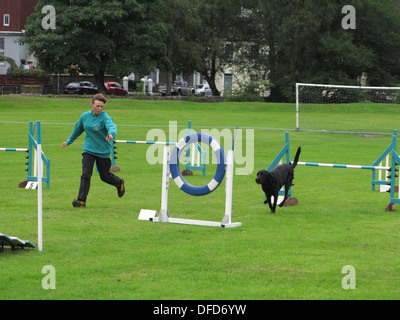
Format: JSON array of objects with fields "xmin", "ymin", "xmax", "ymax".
[{"xmin": 66, "ymin": 111, "xmax": 117, "ymax": 158}]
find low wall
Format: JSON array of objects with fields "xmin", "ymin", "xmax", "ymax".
[{"xmin": 0, "ymin": 74, "xmax": 42, "ymax": 85}]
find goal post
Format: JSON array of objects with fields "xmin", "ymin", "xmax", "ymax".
[{"xmin": 296, "ymin": 83, "xmax": 400, "ymax": 134}]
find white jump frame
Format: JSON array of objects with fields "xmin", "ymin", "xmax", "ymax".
[{"xmin": 146, "ymin": 146, "xmax": 241, "ymax": 228}]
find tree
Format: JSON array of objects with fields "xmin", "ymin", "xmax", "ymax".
[
  {"xmin": 0, "ymin": 55, "xmax": 18, "ymax": 71},
  {"xmin": 158, "ymin": 0, "xmax": 245, "ymax": 96},
  {"xmin": 242, "ymin": 0, "xmax": 400, "ymax": 101},
  {"xmin": 159, "ymin": 0, "xmax": 199, "ymax": 95},
  {"xmin": 188, "ymin": 0, "xmax": 246, "ymax": 96},
  {"xmin": 353, "ymin": 0, "xmax": 400, "ymax": 86},
  {"xmin": 21, "ymin": 0, "xmax": 168, "ymax": 93}
]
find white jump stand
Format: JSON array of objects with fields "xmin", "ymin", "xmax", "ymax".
[{"xmin": 140, "ymin": 146, "xmax": 241, "ymax": 228}]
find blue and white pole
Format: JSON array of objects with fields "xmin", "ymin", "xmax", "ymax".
[{"xmin": 297, "ymin": 162, "xmax": 390, "ymax": 170}]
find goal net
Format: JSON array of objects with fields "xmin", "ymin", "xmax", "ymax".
[{"xmin": 296, "ymin": 83, "xmax": 400, "ymax": 134}]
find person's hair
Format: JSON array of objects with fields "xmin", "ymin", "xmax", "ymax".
[{"xmin": 92, "ymin": 93, "xmax": 107, "ymax": 104}]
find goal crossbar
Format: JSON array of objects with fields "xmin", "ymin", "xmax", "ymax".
[{"xmin": 297, "ymin": 83, "xmax": 400, "ymax": 91}]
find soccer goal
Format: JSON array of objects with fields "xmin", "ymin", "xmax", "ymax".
[{"xmin": 296, "ymin": 83, "xmax": 400, "ymax": 134}]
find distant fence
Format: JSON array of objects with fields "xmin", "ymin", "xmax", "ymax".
[{"xmin": 0, "ymin": 85, "xmax": 21, "ymax": 95}]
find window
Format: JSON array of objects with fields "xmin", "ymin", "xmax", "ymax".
[
  {"xmin": 250, "ymin": 74, "xmax": 259, "ymax": 82},
  {"xmin": 3, "ymin": 14, "xmax": 10, "ymax": 27}
]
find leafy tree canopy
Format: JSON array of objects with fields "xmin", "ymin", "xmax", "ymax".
[
  {"xmin": 22, "ymin": 0, "xmax": 168, "ymax": 92},
  {"xmin": 237, "ymin": 0, "xmax": 400, "ymax": 101},
  {"xmin": 21, "ymin": 0, "xmax": 400, "ymax": 101}
]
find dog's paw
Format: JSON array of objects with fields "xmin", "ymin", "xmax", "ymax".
[{"xmin": 263, "ymin": 200, "xmax": 268, "ymax": 204}]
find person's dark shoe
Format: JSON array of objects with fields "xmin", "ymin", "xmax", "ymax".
[
  {"xmin": 117, "ymin": 179, "xmax": 125, "ymax": 198},
  {"xmin": 72, "ymin": 199, "xmax": 86, "ymax": 207}
]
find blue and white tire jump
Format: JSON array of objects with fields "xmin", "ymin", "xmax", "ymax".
[{"xmin": 170, "ymin": 132, "xmax": 225, "ymax": 196}]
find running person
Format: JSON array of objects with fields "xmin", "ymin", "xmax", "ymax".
[{"xmin": 62, "ymin": 93, "xmax": 125, "ymax": 207}]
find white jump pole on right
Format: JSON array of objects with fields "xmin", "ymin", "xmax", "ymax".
[
  {"xmin": 37, "ymin": 121, "xmax": 43, "ymax": 252},
  {"xmin": 159, "ymin": 146, "xmax": 170, "ymax": 222},
  {"xmin": 222, "ymin": 150, "xmax": 234, "ymax": 225}
]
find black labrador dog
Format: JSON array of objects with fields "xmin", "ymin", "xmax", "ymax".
[{"xmin": 256, "ymin": 147, "xmax": 301, "ymax": 213}]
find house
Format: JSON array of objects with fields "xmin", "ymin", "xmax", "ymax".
[{"xmin": 0, "ymin": 0, "xmax": 38, "ymax": 75}]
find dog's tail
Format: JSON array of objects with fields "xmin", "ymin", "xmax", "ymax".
[{"xmin": 291, "ymin": 146, "xmax": 301, "ymax": 168}]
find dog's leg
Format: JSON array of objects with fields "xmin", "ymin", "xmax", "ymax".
[
  {"xmin": 271, "ymin": 194, "xmax": 278, "ymax": 213},
  {"xmin": 279, "ymin": 175, "xmax": 293, "ymax": 207},
  {"xmin": 279, "ymin": 188, "xmax": 289, "ymax": 207},
  {"xmin": 279, "ymin": 180, "xmax": 292, "ymax": 207},
  {"xmin": 266, "ymin": 195, "xmax": 274, "ymax": 213},
  {"xmin": 264, "ymin": 194, "xmax": 270, "ymax": 205}
]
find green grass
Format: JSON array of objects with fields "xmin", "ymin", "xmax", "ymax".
[
  {"xmin": 1, "ymin": 95, "xmax": 400, "ymax": 300},
  {"xmin": 299, "ymin": 102, "xmax": 400, "ymax": 133}
]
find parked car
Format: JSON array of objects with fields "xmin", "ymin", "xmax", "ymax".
[
  {"xmin": 104, "ymin": 82, "xmax": 128, "ymax": 96},
  {"xmin": 195, "ymin": 83, "xmax": 213, "ymax": 96},
  {"xmin": 64, "ymin": 81, "xmax": 98, "ymax": 95},
  {"xmin": 159, "ymin": 80, "xmax": 195, "ymax": 96}
]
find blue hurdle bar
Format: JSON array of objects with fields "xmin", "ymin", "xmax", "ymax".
[
  {"xmin": 0, "ymin": 148, "xmax": 29, "ymax": 152},
  {"xmin": 115, "ymin": 140, "xmax": 176, "ymax": 145},
  {"xmin": 297, "ymin": 162, "xmax": 390, "ymax": 170}
]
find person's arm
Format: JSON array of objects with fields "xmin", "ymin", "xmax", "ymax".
[
  {"xmin": 62, "ymin": 115, "xmax": 85, "ymax": 147},
  {"xmin": 104, "ymin": 115, "xmax": 117, "ymax": 141}
]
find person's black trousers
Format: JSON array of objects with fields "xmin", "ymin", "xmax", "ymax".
[{"xmin": 78, "ymin": 152, "xmax": 122, "ymax": 202}]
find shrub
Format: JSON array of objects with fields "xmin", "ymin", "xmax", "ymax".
[{"xmin": 225, "ymin": 78, "xmax": 270, "ymax": 102}]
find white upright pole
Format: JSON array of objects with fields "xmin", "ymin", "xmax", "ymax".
[
  {"xmin": 191, "ymin": 144, "xmax": 195, "ymax": 166},
  {"xmin": 223, "ymin": 150, "xmax": 234, "ymax": 224},
  {"xmin": 296, "ymin": 83, "xmax": 300, "ymax": 130},
  {"xmin": 386, "ymin": 155, "xmax": 390, "ymax": 182},
  {"xmin": 37, "ymin": 121, "xmax": 43, "ymax": 252},
  {"xmin": 196, "ymin": 146, "xmax": 200, "ymax": 166},
  {"xmin": 34, "ymin": 149, "xmax": 37, "ymax": 177},
  {"xmin": 159, "ymin": 146, "xmax": 170, "ymax": 222}
]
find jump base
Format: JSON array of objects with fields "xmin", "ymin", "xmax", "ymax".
[
  {"xmin": 19, "ymin": 180, "xmax": 29, "ymax": 188},
  {"xmin": 150, "ymin": 216, "xmax": 242, "ymax": 229},
  {"xmin": 284, "ymin": 197, "xmax": 298, "ymax": 207},
  {"xmin": 385, "ymin": 203, "xmax": 396, "ymax": 212}
]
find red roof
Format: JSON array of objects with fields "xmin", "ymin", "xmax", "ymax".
[{"xmin": 0, "ymin": 0, "xmax": 38, "ymax": 32}]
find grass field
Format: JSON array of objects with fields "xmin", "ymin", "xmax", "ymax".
[{"xmin": 0, "ymin": 95, "xmax": 399, "ymax": 300}]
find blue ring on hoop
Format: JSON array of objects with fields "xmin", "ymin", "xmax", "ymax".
[{"xmin": 170, "ymin": 132, "xmax": 225, "ymax": 196}]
